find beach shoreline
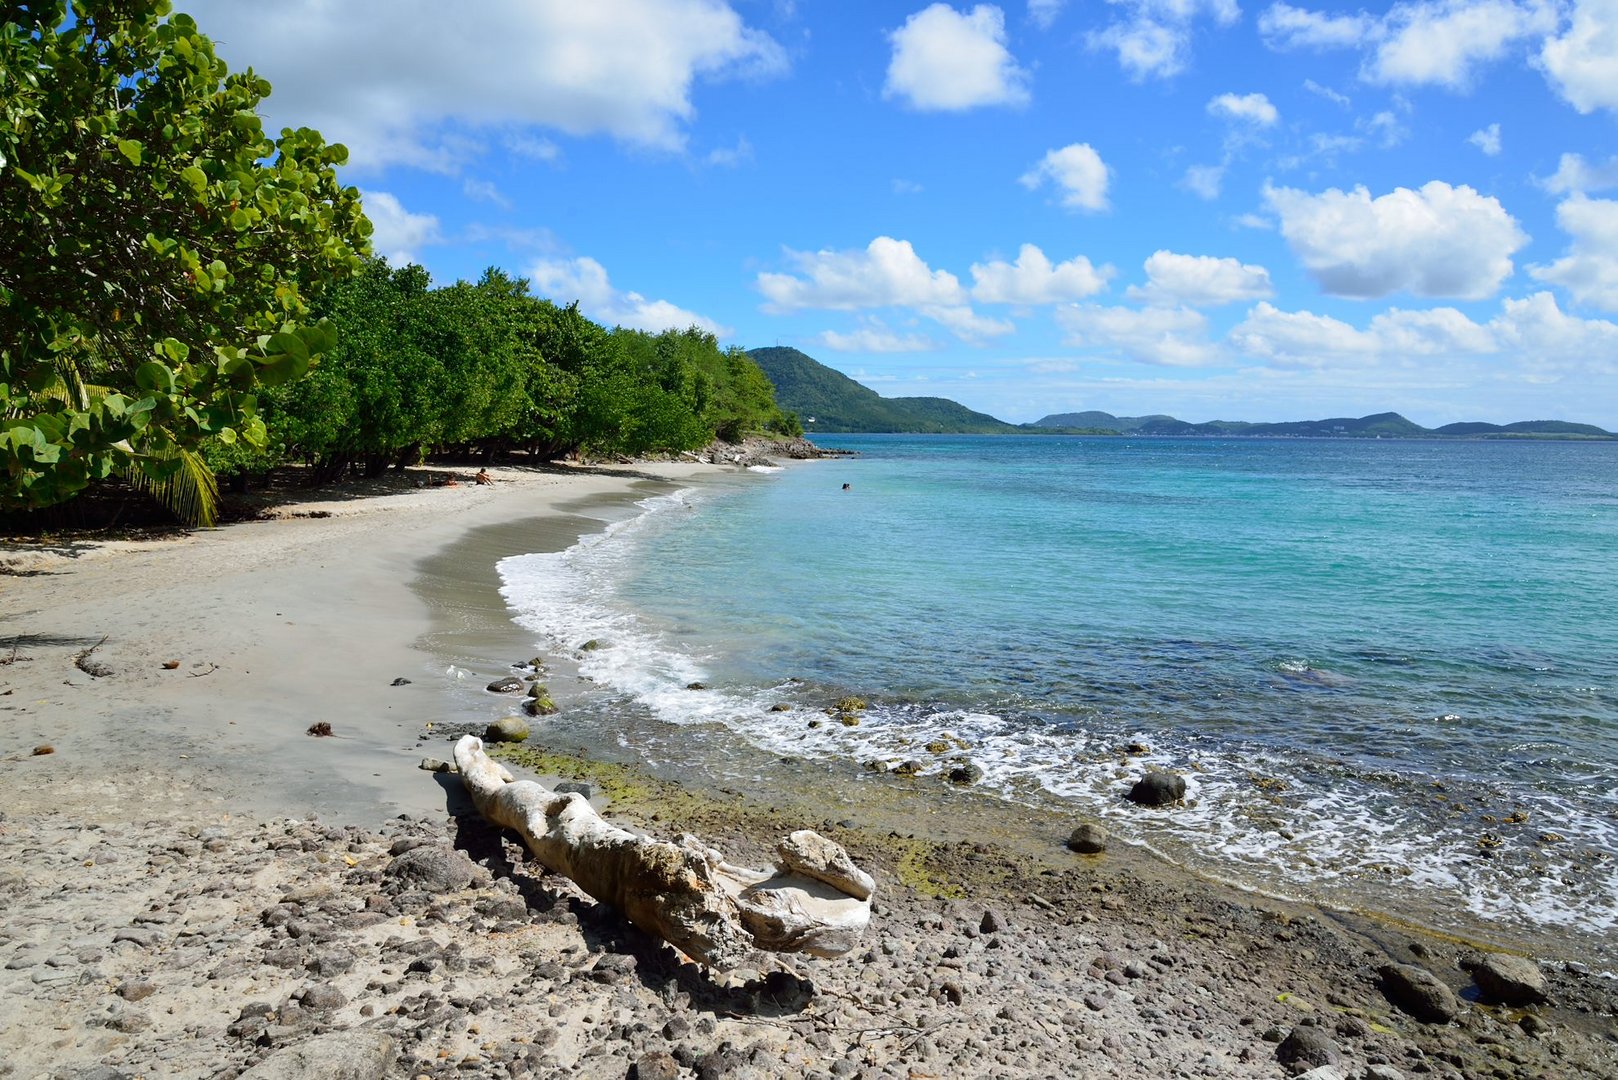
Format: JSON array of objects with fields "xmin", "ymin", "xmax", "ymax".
[{"xmin": 2, "ymin": 460, "xmax": 1616, "ymax": 1079}]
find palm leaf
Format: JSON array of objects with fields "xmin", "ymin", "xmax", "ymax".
[{"xmin": 119, "ymin": 448, "xmax": 219, "ymax": 528}]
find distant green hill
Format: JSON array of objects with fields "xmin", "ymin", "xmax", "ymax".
[
  {"xmin": 748, "ymin": 347, "xmax": 1017, "ymax": 433},
  {"xmin": 744, "ymin": 349, "xmax": 1614, "ymax": 439},
  {"xmin": 1032, "ymin": 409, "xmax": 1613, "ymax": 440}
]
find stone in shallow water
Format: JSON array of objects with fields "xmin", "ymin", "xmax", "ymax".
[
  {"xmin": 485, "ymin": 676, "xmax": 524, "ymax": 694},
  {"xmin": 484, "ymin": 716, "xmax": 530, "ymax": 743},
  {"xmin": 1067, "ymin": 822, "xmax": 1108, "ymax": 854},
  {"xmin": 1127, "ymin": 771, "xmax": 1185, "ymax": 806}
]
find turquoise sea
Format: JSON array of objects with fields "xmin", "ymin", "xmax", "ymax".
[{"xmin": 498, "ymin": 435, "xmax": 1618, "ymax": 961}]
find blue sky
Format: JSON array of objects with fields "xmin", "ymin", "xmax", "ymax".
[{"xmin": 182, "ymin": 1, "xmax": 1618, "ymax": 426}]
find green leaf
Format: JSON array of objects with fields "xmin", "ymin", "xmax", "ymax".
[
  {"xmin": 254, "ymin": 352, "xmax": 310, "ymax": 387},
  {"xmin": 117, "ymin": 139, "xmax": 143, "ymax": 165},
  {"xmin": 264, "ymin": 330, "xmax": 309, "ymax": 364},
  {"xmin": 179, "ymin": 164, "xmax": 207, "ymax": 192},
  {"xmin": 134, "ymin": 361, "xmax": 174, "ymax": 393}
]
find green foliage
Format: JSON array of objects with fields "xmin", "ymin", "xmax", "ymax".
[
  {"xmin": 256, "ymin": 260, "xmax": 797, "ymax": 474},
  {"xmin": 0, "ymin": 0, "xmax": 369, "ymax": 513},
  {"xmin": 748, "ymin": 347, "xmax": 1015, "ymax": 434}
]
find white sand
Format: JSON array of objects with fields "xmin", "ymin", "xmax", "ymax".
[{"xmin": 0, "ymin": 462, "xmax": 717, "ymax": 824}]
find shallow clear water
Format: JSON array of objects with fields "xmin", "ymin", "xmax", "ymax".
[{"xmin": 499, "ymin": 435, "xmax": 1618, "ymax": 955}]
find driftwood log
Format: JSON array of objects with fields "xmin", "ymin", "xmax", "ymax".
[{"xmin": 453, "ymin": 735, "xmax": 873, "ymax": 970}]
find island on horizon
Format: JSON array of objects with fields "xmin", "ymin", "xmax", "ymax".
[{"xmin": 748, "ymin": 346, "xmax": 1617, "ymax": 440}]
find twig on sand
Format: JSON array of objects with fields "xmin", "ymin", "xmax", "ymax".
[
  {"xmin": 188, "ymin": 663, "xmax": 219, "ymax": 678},
  {"xmin": 0, "ymin": 639, "xmax": 32, "ymax": 665},
  {"xmin": 73, "ymin": 636, "xmax": 113, "ymax": 678}
]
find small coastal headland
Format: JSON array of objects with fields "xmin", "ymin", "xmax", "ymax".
[{"xmin": 2, "ymin": 449, "xmax": 1615, "ymax": 1080}]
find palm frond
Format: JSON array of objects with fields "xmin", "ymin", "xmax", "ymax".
[{"xmin": 119, "ymin": 448, "xmax": 219, "ymax": 528}]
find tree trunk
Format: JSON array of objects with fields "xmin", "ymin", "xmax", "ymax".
[{"xmin": 452, "ymin": 735, "xmax": 872, "ymax": 970}]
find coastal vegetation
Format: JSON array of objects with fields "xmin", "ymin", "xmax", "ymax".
[
  {"xmin": 0, "ymin": 2, "xmax": 797, "ymax": 525},
  {"xmin": 225, "ymin": 259, "xmax": 800, "ymax": 488},
  {"xmin": 0, "ymin": 0, "xmax": 368, "ymax": 519}
]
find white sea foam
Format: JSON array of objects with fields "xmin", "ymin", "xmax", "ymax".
[{"xmin": 495, "ymin": 486, "xmax": 1618, "ymax": 948}]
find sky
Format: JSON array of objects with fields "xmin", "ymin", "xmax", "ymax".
[{"xmin": 178, "ymin": 0, "xmax": 1618, "ymax": 426}]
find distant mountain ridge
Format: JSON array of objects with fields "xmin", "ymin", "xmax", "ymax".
[
  {"xmin": 749, "ymin": 346, "xmax": 1614, "ymax": 438},
  {"xmin": 1030, "ymin": 411, "xmax": 1616, "ymax": 439},
  {"xmin": 748, "ymin": 347, "xmax": 1017, "ymax": 433}
]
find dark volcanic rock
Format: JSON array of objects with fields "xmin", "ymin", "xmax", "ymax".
[
  {"xmin": 1464, "ymin": 952, "xmax": 1548, "ymax": 1005},
  {"xmin": 1276, "ymin": 1026, "xmax": 1341, "ymax": 1074},
  {"xmin": 1379, "ymin": 963, "xmax": 1460, "ymax": 1023},
  {"xmin": 947, "ymin": 762, "xmax": 984, "ymax": 785},
  {"xmin": 1066, "ymin": 822, "xmax": 1109, "ymax": 854},
  {"xmin": 634, "ymin": 1051, "xmax": 680, "ymax": 1080},
  {"xmin": 1127, "ymin": 771, "xmax": 1186, "ymax": 806},
  {"xmin": 485, "ymin": 676, "xmax": 524, "ymax": 694},
  {"xmin": 384, "ymin": 845, "xmax": 479, "ymax": 894}
]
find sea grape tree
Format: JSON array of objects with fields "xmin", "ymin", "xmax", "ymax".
[{"xmin": 0, "ymin": 0, "xmax": 368, "ymax": 515}]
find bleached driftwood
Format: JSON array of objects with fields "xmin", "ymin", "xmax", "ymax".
[{"xmin": 453, "ymin": 735, "xmax": 872, "ymax": 970}]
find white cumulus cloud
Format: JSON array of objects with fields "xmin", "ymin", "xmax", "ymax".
[
  {"xmin": 757, "ymin": 236, "xmax": 966, "ymax": 311},
  {"xmin": 359, "ymin": 191, "xmax": 440, "ymax": 265},
  {"xmin": 1229, "ymin": 292, "xmax": 1618, "ymax": 375},
  {"xmin": 1530, "ymin": 194, "xmax": 1618, "ymax": 310},
  {"xmin": 969, "ymin": 244, "xmax": 1113, "ymax": 303},
  {"xmin": 530, "ymin": 256, "xmax": 729, "ymax": 335},
  {"xmin": 817, "ymin": 325, "xmax": 938, "ymax": 352},
  {"xmin": 1263, "ymin": 180, "xmax": 1529, "ymax": 299},
  {"xmin": 180, "ymin": 0, "xmax": 786, "ymax": 168},
  {"xmin": 1368, "ymin": 0, "xmax": 1555, "ymax": 88},
  {"xmin": 884, "ymin": 4, "xmax": 1031, "ymax": 111},
  {"xmin": 1127, "ymin": 251, "xmax": 1276, "ymax": 306},
  {"xmin": 1468, "ymin": 122, "xmax": 1502, "ymax": 154},
  {"xmin": 922, "ymin": 304, "xmax": 1017, "ymax": 341},
  {"xmin": 1056, "ymin": 304, "xmax": 1219, "ymax": 366},
  {"xmin": 1541, "ymin": 0, "xmax": 1618, "ymax": 113},
  {"xmin": 1262, "ymin": 0, "xmax": 1562, "ymax": 93},
  {"xmin": 1542, "ymin": 152, "xmax": 1618, "ymax": 194},
  {"xmin": 1208, "ymin": 92, "xmax": 1281, "ymax": 125},
  {"xmin": 1020, "ymin": 143, "xmax": 1111, "ymax": 211},
  {"xmin": 1089, "ymin": 0, "xmax": 1240, "ymax": 79},
  {"xmin": 1259, "ymin": 3, "xmax": 1379, "ymax": 49}
]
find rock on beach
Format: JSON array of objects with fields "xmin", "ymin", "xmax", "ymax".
[
  {"xmin": 1465, "ymin": 951, "xmax": 1549, "ymax": 1006},
  {"xmin": 1127, "ymin": 770, "xmax": 1186, "ymax": 806},
  {"xmin": 1379, "ymin": 963, "xmax": 1460, "ymax": 1023}
]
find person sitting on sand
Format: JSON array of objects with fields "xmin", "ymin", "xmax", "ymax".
[{"xmin": 475, "ymin": 468, "xmax": 494, "ymax": 486}]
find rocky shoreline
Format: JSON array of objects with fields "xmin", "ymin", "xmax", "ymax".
[
  {"xmin": 3, "ymin": 745, "xmax": 1616, "ymax": 1079},
  {"xmin": 3, "ymin": 460, "xmax": 1616, "ymax": 1078}
]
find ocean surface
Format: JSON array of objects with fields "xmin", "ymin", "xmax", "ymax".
[{"xmin": 498, "ymin": 434, "xmax": 1618, "ymax": 959}]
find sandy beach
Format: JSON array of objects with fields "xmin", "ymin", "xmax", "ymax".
[{"xmin": 2, "ymin": 460, "xmax": 1616, "ymax": 1080}]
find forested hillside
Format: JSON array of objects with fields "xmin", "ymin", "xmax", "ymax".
[{"xmin": 748, "ymin": 347, "xmax": 1014, "ymax": 433}]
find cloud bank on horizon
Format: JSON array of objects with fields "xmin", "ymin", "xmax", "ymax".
[{"xmin": 178, "ymin": 0, "xmax": 1618, "ymax": 426}]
